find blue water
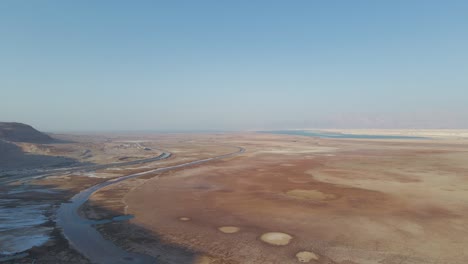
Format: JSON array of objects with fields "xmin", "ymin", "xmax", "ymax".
[
  {"xmin": 261, "ymin": 130, "xmax": 427, "ymax": 140},
  {"xmin": 88, "ymin": 215, "xmax": 134, "ymax": 225}
]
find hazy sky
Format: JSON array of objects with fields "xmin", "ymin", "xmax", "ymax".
[{"xmin": 1, "ymin": 1, "xmax": 467, "ymax": 131}]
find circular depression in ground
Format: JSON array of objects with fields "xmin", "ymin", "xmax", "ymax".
[
  {"xmin": 296, "ymin": 251, "xmax": 319, "ymax": 262},
  {"xmin": 218, "ymin": 226, "xmax": 240, "ymax": 233},
  {"xmin": 260, "ymin": 232, "xmax": 293, "ymax": 246}
]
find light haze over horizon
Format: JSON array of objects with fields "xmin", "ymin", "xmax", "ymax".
[{"xmin": 1, "ymin": 1, "xmax": 468, "ymax": 132}]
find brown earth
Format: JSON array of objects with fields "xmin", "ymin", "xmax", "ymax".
[
  {"xmin": 1, "ymin": 132, "xmax": 238, "ymax": 263},
  {"xmin": 86, "ymin": 133, "xmax": 468, "ymax": 264},
  {"xmin": 5, "ymin": 131, "xmax": 468, "ymax": 264}
]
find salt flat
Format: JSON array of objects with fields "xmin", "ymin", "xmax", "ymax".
[{"xmin": 82, "ymin": 131, "xmax": 468, "ymax": 264}]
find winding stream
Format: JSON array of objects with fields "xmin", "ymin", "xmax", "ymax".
[{"xmin": 57, "ymin": 147, "xmax": 245, "ymax": 264}]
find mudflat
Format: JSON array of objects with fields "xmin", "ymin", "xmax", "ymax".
[{"xmin": 86, "ymin": 132, "xmax": 468, "ymax": 264}]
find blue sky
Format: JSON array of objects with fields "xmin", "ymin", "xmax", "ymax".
[{"xmin": 1, "ymin": 1, "xmax": 467, "ymax": 131}]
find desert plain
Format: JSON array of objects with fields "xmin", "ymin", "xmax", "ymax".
[{"xmin": 2, "ymin": 130, "xmax": 468, "ymax": 264}]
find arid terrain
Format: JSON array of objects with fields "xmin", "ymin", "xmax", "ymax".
[
  {"xmin": 2, "ymin": 128, "xmax": 468, "ymax": 264},
  {"xmin": 3, "ymin": 1, "xmax": 466, "ymax": 263}
]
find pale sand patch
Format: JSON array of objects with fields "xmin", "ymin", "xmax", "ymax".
[
  {"xmin": 179, "ymin": 217, "xmax": 191, "ymax": 221},
  {"xmin": 260, "ymin": 232, "xmax": 293, "ymax": 246},
  {"xmin": 280, "ymin": 163, "xmax": 296, "ymax": 167},
  {"xmin": 218, "ymin": 226, "xmax": 240, "ymax": 233},
  {"xmin": 286, "ymin": 189, "xmax": 336, "ymax": 201},
  {"xmin": 106, "ymin": 167, "xmax": 123, "ymax": 171},
  {"xmin": 77, "ymin": 172, "xmax": 119, "ymax": 178},
  {"xmin": 296, "ymin": 251, "xmax": 319, "ymax": 262}
]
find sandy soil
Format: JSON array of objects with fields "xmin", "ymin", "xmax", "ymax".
[
  {"xmin": 1, "ymin": 132, "xmax": 238, "ymax": 263},
  {"xmin": 87, "ymin": 132, "xmax": 468, "ymax": 264},
  {"xmin": 4, "ymin": 131, "xmax": 468, "ymax": 264}
]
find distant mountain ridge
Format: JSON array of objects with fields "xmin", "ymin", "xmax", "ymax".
[{"xmin": 0, "ymin": 122, "xmax": 54, "ymax": 143}]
